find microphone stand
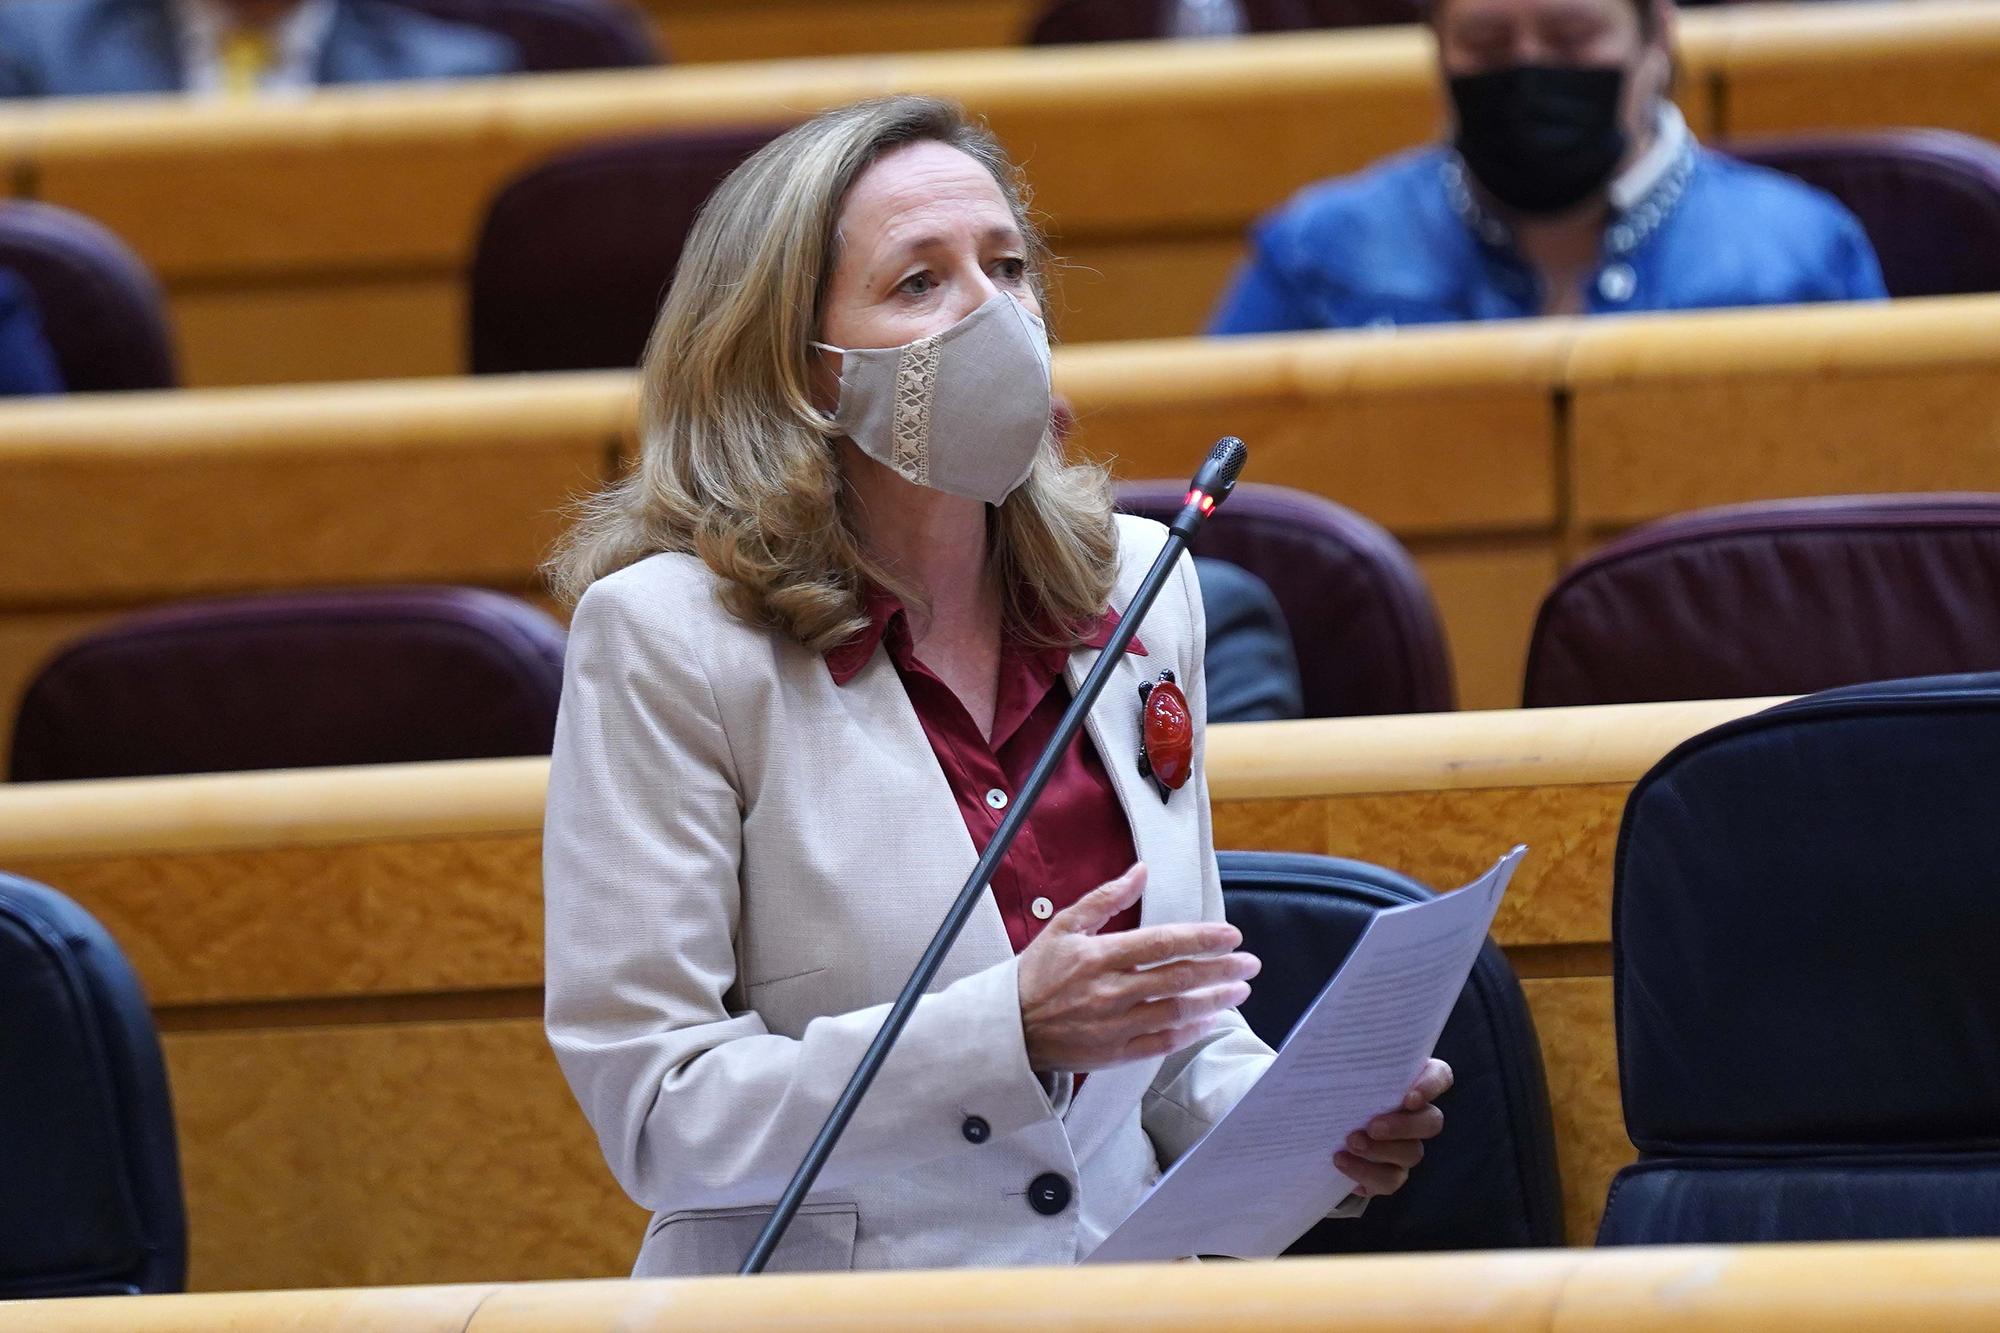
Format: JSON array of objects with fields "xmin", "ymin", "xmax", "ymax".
[{"xmin": 739, "ymin": 437, "xmax": 1248, "ymax": 1274}]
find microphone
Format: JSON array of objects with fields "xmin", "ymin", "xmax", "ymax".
[{"xmin": 740, "ymin": 436, "xmax": 1250, "ymax": 1274}]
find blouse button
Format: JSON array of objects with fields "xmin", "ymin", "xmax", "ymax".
[
  {"xmin": 1031, "ymin": 896, "xmax": 1054, "ymax": 921},
  {"xmin": 985, "ymin": 788, "xmax": 1008, "ymax": 810},
  {"xmin": 1598, "ymin": 263, "xmax": 1637, "ymax": 303}
]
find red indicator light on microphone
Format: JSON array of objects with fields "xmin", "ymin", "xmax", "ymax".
[
  {"xmin": 1188, "ymin": 488, "xmax": 1216, "ymax": 514},
  {"xmin": 1199, "ymin": 494, "xmax": 1216, "ymax": 514},
  {"xmin": 1185, "ymin": 488, "xmax": 1201, "ymax": 507}
]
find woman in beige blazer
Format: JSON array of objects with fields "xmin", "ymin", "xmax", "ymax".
[{"xmin": 542, "ymin": 95, "xmax": 1450, "ymax": 1277}]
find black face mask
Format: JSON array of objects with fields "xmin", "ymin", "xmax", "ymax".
[{"xmin": 1449, "ymin": 65, "xmax": 1628, "ymax": 216}]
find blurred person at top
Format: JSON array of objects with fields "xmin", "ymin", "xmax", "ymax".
[
  {"xmin": 0, "ymin": 0, "xmax": 520, "ymax": 98},
  {"xmin": 1209, "ymin": 0, "xmax": 1886, "ymax": 331}
]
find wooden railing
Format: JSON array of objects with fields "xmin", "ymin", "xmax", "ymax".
[
  {"xmin": 1, "ymin": 294, "xmax": 1992, "ymax": 742},
  {"xmin": 12, "ymin": 1241, "xmax": 2000, "ymax": 1331},
  {"xmin": 3, "ymin": 2, "xmax": 1996, "ymax": 384},
  {"xmin": 0, "ymin": 696, "xmax": 1780, "ymax": 1290}
]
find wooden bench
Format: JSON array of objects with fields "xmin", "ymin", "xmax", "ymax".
[
  {"xmin": 12, "ymin": 1240, "xmax": 2000, "ymax": 1331},
  {"xmin": 4, "ymin": 294, "xmax": 1995, "ymax": 742},
  {"xmin": 639, "ymin": 0, "xmax": 1042, "ymax": 63},
  {"xmin": 0, "ymin": 696, "xmax": 1776, "ymax": 1291},
  {"xmin": 7, "ymin": 1, "xmax": 1998, "ymax": 386}
]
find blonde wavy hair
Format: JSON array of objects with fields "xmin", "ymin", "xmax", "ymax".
[{"xmin": 546, "ymin": 95, "xmax": 1118, "ymax": 652}]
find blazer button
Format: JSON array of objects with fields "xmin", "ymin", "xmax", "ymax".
[
  {"xmin": 961, "ymin": 1115, "xmax": 991, "ymax": 1144},
  {"xmin": 1027, "ymin": 1172, "xmax": 1072, "ymax": 1216}
]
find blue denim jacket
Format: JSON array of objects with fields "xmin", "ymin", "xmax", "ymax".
[{"xmin": 1209, "ymin": 142, "xmax": 1888, "ymax": 333}]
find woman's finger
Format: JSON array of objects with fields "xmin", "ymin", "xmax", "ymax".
[
  {"xmin": 1123, "ymin": 981, "xmax": 1250, "ymax": 1039},
  {"xmin": 1120, "ymin": 1018, "xmax": 1217, "ymax": 1063},
  {"xmin": 1098, "ymin": 919, "xmax": 1241, "ymax": 970},
  {"xmin": 1111, "ymin": 951, "xmax": 1260, "ymax": 1005},
  {"xmin": 1344, "ymin": 1130, "xmax": 1425, "ymax": 1170},
  {"xmin": 1335, "ymin": 1151, "xmax": 1410, "ymax": 1198},
  {"xmin": 1047, "ymin": 863, "xmax": 1147, "ymax": 936},
  {"xmin": 1365, "ymin": 1104, "xmax": 1445, "ymax": 1142},
  {"xmin": 1403, "ymin": 1057, "xmax": 1454, "ymax": 1109}
]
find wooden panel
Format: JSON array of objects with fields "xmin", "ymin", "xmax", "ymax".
[
  {"xmin": 1047, "ymin": 233, "xmax": 1248, "ymax": 345},
  {"xmin": 19, "ymin": 32, "xmax": 1441, "ymax": 285},
  {"xmin": 1057, "ymin": 323, "xmax": 1568, "ymax": 537},
  {"xmin": 164, "ymin": 1019, "xmax": 640, "ymax": 1291},
  {"xmin": 0, "ymin": 325, "xmax": 1560, "ymax": 743},
  {"xmin": 1566, "ymin": 295, "xmax": 2000, "ymax": 532},
  {"xmin": 1524, "ymin": 975, "xmax": 1626, "ymax": 1245},
  {"xmin": 643, "ymin": 0, "xmax": 1041, "ymax": 63},
  {"xmin": 13, "ymin": 833, "xmax": 544, "ymax": 1008},
  {"xmin": 171, "ymin": 275, "xmax": 463, "ymax": 388},
  {"xmin": 0, "ymin": 700, "xmax": 1778, "ymax": 1291},
  {"xmin": 0, "ymin": 1285, "xmax": 496, "ymax": 1333},
  {"xmin": 0, "ymin": 374, "xmax": 628, "ymax": 603},
  {"xmin": 1411, "ymin": 539, "xmax": 1559, "ymax": 711},
  {"xmin": 27, "ymin": 1244, "xmax": 2000, "ymax": 1333},
  {"xmin": 10, "ymin": 2, "xmax": 1977, "ymax": 388},
  {"xmin": 1717, "ymin": 0, "xmax": 2000, "ymax": 144}
]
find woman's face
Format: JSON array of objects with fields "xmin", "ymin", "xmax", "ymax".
[{"xmin": 817, "ymin": 140, "xmax": 1039, "ymax": 370}]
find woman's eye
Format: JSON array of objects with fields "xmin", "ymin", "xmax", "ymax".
[
  {"xmin": 897, "ymin": 272, "xmax": 935, "ymax": 296},
  {"xmin": 994, "ymin": 257, "xmax": 1028, "ymax": 283}
]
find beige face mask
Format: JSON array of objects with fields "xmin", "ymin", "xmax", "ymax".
[{"xmin": 815, "ymin": 294, "xmax": 1052, "ymax": 506}]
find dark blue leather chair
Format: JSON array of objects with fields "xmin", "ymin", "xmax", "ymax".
[
  {"xmin": 1600, "ymin": 673, "xmax": 2000, "ymax": 1245},
  {"xmin": 1220, "ymin": 852, "xmax": 1564, "ymax": 1251},
  {"xmin": 0, "ymin": 200, "xmax": 176, "ymax": 392},
  {"xmin": 0, "ymin": 874, "xmax": 185, "ymax": 1299}
]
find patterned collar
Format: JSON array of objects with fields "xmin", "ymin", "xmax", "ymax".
[
  {"xmin": 1443, "ymin": 102, "xmax": 1698, "ymax": 260},
  {"xmin": 171, "ymin": 0, "xmax": 339, "ymax": 95}
]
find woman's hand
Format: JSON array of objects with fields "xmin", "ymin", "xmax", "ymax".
[
  {"xmin": 1334, "ymin": 1058, "xmax": 1453, "ymax": 1198},
  {"xmin": 1018, "ymin": 863, "xmax": 1260, "ymax": 1073}
]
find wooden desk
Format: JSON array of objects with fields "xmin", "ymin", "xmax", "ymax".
[
  {"xmin": 1565, "ymin": 295, "xmax": 2000, "ymax": 537},
  {"xmin": 0, "ymin": 319, "xmax": 1567, "ymax": 745},
  {"xmin": 640, "ymin": 0, "xmax": 1043, "ymax": 63},
  {"xmin": 13, "ymin": 1241, "xmax": 2000, "ymax": 1331},
  {"xmin": 7, "ymin": 3, "xmax": 1995, "ymax": 387},
  {"xmin": 0, "ymin": 696, "xmax": 1776, "ymax": 1290},
  {"xmin": 3, "ymin": 292, "xmax": 1993, "ymax": 739}
]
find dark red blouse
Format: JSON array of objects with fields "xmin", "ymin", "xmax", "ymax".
[{"xmin": 826, "ymin": 594, "xmax": 1144, "ymax": 952}]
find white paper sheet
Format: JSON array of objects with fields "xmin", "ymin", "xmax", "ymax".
[{"xmin": 1085, "ymin": 846, "xmax": 1526, "ymax": 1264}]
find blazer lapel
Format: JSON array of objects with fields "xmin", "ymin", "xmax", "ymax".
[
  {"xmin": 836, "ymin": 648, "xmax": 1017, "ymax": 980},
  {"xmin": 1060, "ymin": 636, "xmax": 1197, "ymax": 1151}
]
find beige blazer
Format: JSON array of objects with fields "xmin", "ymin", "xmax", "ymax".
[{"xmin": 543, "ymin": 515, "xmax": 1277, "ymax": 1275}]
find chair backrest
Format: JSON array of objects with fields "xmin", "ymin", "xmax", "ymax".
[
  {"xmin": 1601, "ymin": 674, "xmax": 2000, "ymax": 1245},
  {"xmin": 0, "ymin": 201, "xmax": 176, "ymax": 392},
  {"xmin": 469, "ymin": 126, "xmax": 782, "ymax": 374},
  {"xmin": 384, "ymin": 0, "xmax": 660, "ymax": 70},
  {"xmin": 1117, "ymin": 481, "xmax": 1454, "ymax": 716},
  {"xmin": 1523, "ymin": 494, "xmax": 2000, "ymax": 708},
  {"xmin": 1219, "ymin": 851, "xmax": 1563, "ymax": 1250},
  {"xmin": 0, "ymin": 874, "xmax": 185, "ymax": 1298},
  {"xmin": 9, "ymin": 587, "xmax": 568, "ymax": 782},
  {"xmin": 1726, "ymin": 130, "xmax": 2000, "ymax": 298},
  {"xmin": 1025, "ymin": 0, "xmax": 1419, "ymax": 43}
]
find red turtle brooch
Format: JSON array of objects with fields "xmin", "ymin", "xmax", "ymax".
[{"xmin": 1136, "ymin": 668, "xmax": 1193, "ymax": 802}]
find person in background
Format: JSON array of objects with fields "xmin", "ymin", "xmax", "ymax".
[
  {"xmin": 1209, "ymin": 0, "xmax": 1886, "ymax": 332},
  {"xmin": 0, "ymin": 271, "xmax": 64, "ymax": 396},
  {"xmin": 0, "ymin": 0, "xmax": 520, "ymax": 98},
  {"xmin": 1193, "ymin": 559, "xmax": 1304, "ymax": 722}
]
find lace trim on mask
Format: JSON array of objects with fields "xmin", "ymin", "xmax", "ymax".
[{"xmin": 890, "ymin": 335, "xmax": 941, "ymax": 487}]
